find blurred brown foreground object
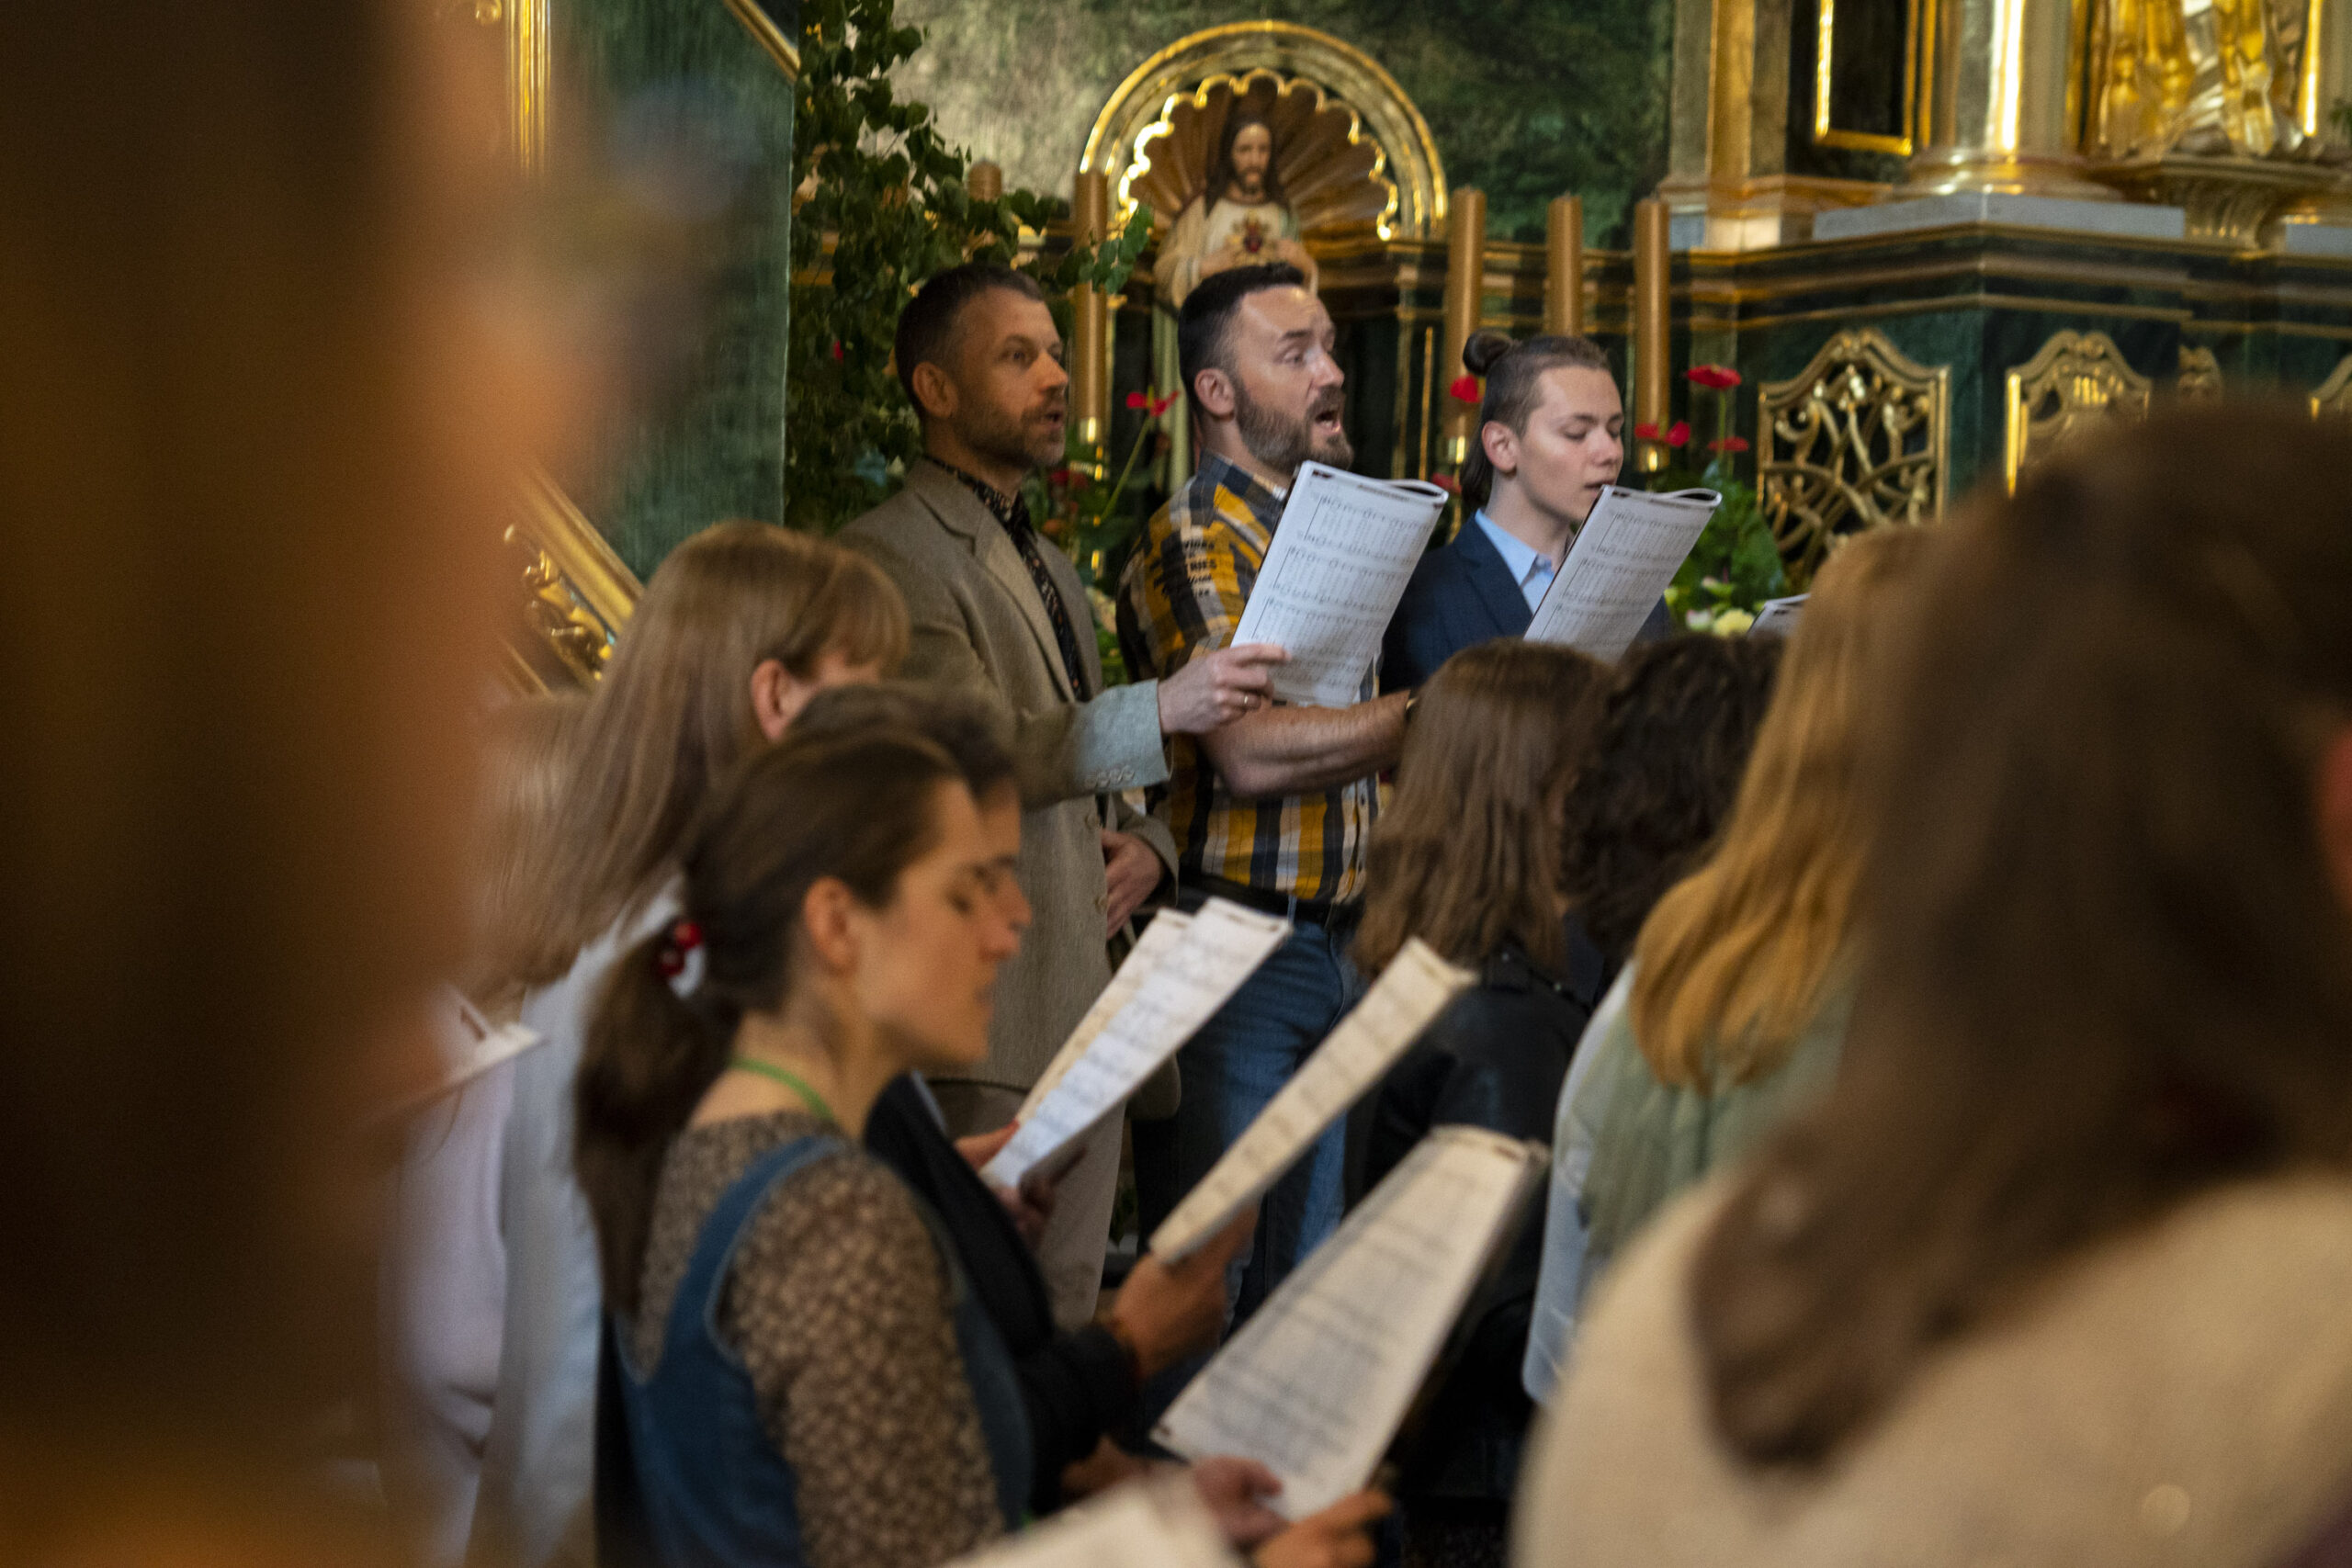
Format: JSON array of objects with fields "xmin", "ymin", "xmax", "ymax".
[{"xmin": 0, "ymin": 0, "xmax": 575, "ymax": 1557}]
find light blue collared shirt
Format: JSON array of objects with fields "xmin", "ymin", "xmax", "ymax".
[{"xmin": 1473, "ymin": 510, "xmax": 1558, "ymax": 613}]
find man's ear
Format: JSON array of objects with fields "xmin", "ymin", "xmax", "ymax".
[
  {"xmin": 1193, "ymin": 366, "xmax": 1237, "ymax": 421},
  {"xmin": 2315, "ymin": 727, "xmax": 2352, "ymax": 915},
  {"xmin": 1480, "ymin": 419, "xmax": 1518, "ymax": 479},
  {"xmin": 910, "ymin": 360, "xmax": 957, "ymax": 423}
]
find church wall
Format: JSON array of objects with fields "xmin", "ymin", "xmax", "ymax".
[
  {"xmin": 891, "ymin": 0, "xmax": 1678, "ymax": 248},
  {"xmin": 552, "ymin": 0, "xmax": 798, "ymax": 580}
]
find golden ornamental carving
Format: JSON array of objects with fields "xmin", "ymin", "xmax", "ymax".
[
  {"xmin": 1758, "ymin": 329, "xmax": 1950, "ymax": 585},
  {"xmin": 2177, "ymin": 344, "xmax": 2225, "ymax": 400},
  {"xmin": 2313, "ymin": 354, "xmax": 2352, "ymax": 416},
  {"xmin": 1118, "ymin": 69, "xmax": 1397, "ymax": 241},
  {"xmin": 2004, "ymin": 331, "xmax": 2154, "ymax": 491},
  {"xmin": 1080, "ymin": 23, "xmax": 1447, "ymax": 242},
  {"xmin": 507, "ymin": 468, "xmax": 640, "ymax": 691}
]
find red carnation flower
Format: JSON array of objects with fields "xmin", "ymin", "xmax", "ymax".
[
  {"xmin": 1448, "ymin": 374, "xmax": 1482, "ymax": 404},
  {"xmin": 1666, "ymin": 421, "xmax": 1691, "ymax": 447},
  {"xmin": 1430, "ymin": 473, "xmax": 1461, "ymax": 493},
  {"xmin": 830, "ymin": 340, "xmax": 844, "ymax": 362},
  {"xmin": 1046, "ymin": 467, "xmax": 1078, "ymax": 490},
  {"xmin": 1152, "ymin": 392, "xmax": 1176, "ymax": 417},
  {"xmin": 1634, "ymin": 422, "xmax": 1661, "ymax": 442},
  {"xmin": 1687, "ymin": 364, "xmax": 1741, "ymax": 389},
  {"xmin": 1125, "ymin": 390, "xmax": 1148, "ymax": 410},
  {"xmin": 1708, "ymin": 435, "xmax": 1750, "ymax": 453}
]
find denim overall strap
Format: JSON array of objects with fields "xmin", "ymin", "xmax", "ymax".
[
  {"xmin": 608, "ymin": 1131, "xmax": 842, "ymax": 1568},
  {"xmin": 607, "ymin": 1131, "xmax": 1034, "ymax": 1568}
]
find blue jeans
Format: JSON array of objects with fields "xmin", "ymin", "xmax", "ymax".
[{"xmin": 1163, "ymin": 910, "xmax": 1365, "ymax": 1325}]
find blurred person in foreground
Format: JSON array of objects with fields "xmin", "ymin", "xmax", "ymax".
[
  {"xmin": 0, "ymin": 0, "xmax": 583, "ymax": 1557},
  {"xmin": 1519, "ymin": 406, "xmax": 2352, "ymax": 1568},
  {"xmin": 1521, "ymin": 525, "xmax": 1935, "ymax": 1402},
  {"xmin": 1348, "ymin": 639, "xmax": 1610, "ymax": 1568}
]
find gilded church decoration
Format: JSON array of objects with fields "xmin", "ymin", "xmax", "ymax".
[
  {"xmin": 1080, "ymin": 23, "xmax": 1448, "ymax": 242},
  {"xmin": 1758, "ymin": 330, "xmax": 1950, "ymax": 584},
  {"xmin": 2004, "ymin": 332, "xmax": 2154, "ymax": 491},
  {"xmin": 2313, "ymin": 355, "xmax": 2352, "ymax": 417},
  {"xmin": 1118, "ymin": 70, "xmax": 1398, "ymax": 242},
  {"xmin": 507, "ymin": 469, "xmax": 640, "ymax": 692},
  {"xmin": 2177, "ymin": 345, "xmax": 2225, "ymax": 400}
]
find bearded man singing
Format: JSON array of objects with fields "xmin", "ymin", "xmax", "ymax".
[
  {"xmin": 1117, "ymin": 262, "xmax": 1411, "ymax": 1326},
  {"xmin": 844, "ymin": 263, "xmax": 1283, "ymax": 1332}
]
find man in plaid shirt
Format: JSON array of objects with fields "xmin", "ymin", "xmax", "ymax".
[{"xmin": 1118, "ymin": 263, "xmax": 1412, "ymax": 1320}]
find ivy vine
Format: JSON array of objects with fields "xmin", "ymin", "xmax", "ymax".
[{"xmin": 786, "ymin": 0, "xmax": 1148, "ymax": 533}]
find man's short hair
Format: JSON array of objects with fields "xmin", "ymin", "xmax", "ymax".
[
  {"xmin": 1177, "ymin": 262, "xmax": 1309, "ymax": 402},
  {"xmin": 894, "ymin": 263, "xmax": 1045, "ymax": 416}
]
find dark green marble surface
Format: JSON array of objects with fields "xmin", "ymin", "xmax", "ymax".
[{"xmin": 554, "ymin": 0, "xmax": 797, "ymax": 579}]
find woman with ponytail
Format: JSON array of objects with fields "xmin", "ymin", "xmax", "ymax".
[
  {"xmin": 581, "ymin": 727, "xmax": 1032, "ymax": 1568},
  {"xmin": 1382, "ymin": 332, "xmax": 1663, "ymax": 694},
  {"xmin": 471, "ymin": 522, "xmax": 909, "ymax": 1568}
]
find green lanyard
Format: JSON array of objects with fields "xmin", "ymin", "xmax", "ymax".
[{"xmin": 727, "ymin": 1056, "xmax": 839, "ymax": 1127}]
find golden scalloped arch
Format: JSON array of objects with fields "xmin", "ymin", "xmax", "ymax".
[{"xmin": 1080, "ymin": 22, "xmax": 1448, "ymax": 242}]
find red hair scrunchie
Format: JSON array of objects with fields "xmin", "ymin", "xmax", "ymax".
[{"xmin": 655, "ymin": 919, "xmax": 704, "ymax": 978}]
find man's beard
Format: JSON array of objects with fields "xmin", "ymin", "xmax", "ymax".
[
  {"xmin": 959, "ymin": 395, "xmax": 1065, "ymax": 475},
  {"xmin": 1234, "ymin": 379, "xmax": 1351, "ymax": 476}
]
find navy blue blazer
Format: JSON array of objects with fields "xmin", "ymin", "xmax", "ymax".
[{"xmin": 1381, "ymin": 516, "xmax": 1672, "ymax": 693}]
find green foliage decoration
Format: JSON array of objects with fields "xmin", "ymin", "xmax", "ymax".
[
  {"xmin": 1649, "ymin": 365, "xmax": 1786, "ymax": 635},
  {"xmin": 787, "ymin": 0, "xmax": 1148, "ymax": 533}
]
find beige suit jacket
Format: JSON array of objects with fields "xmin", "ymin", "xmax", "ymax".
[{"xmin": 843, "ymin": 460, "xmax": 1175, "ymax": 1092}]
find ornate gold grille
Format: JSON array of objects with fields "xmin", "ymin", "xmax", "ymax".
[
  {"xmin": 1758, "ymin": 329, "xmax": 1950, "ymax": 585},
  {"xmin": 2004, "ymin": 331, "xmax": 2153, "ymax": 492}
]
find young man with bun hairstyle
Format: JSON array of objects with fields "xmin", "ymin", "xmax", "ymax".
[
  {"xmin": 1382, "ymin": 331, "xmax": 1668, "ymax": 694},
  {"xmin": 843, "ymin": 262, "xmax": 1284, "ymax": 1332}
]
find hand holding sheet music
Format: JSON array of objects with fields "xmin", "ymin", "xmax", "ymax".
[
  {"xmin": 1524, "ymin": 485, "xmax": 1721, "ymax": 660},
  {"xmin": 1153, "ymin": 1128, "xmax": 1547, "ymax": 1519},
  {"xmin": 1149, "ymin": 939, "xmax": 1474, "ymax": 1260},
  {"xmin": 1229, "ymin": 462, "xmax": 1450, "ymax": 707},
  {"xmin": 983, "ymin": 900, "xmax": 1289, "ymax": 1190}
]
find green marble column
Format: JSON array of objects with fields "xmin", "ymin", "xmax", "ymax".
[{"xmin": 555, "ymin": 0, "xmax": 797, "ymax": 578}]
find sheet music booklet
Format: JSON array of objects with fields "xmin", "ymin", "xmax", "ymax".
[
  {"xmin": 1524, "ymin": 485, "xmax": 1721, "ymax": 660},
  {"xmin": 1153, "ymin": 1127, "xmax": 1547, "ymax": 1519},
  {"xmin": 1148, "ymin": 938, "xmax": 1474, "ymax": 1261},
  {"xmin": 1018, "ymin": 908, "xmax": 1196, "ymax": 1120},
  {"xmin": 1748, "ymin": 592, "xmax": 1807, "ymax": 638},
  {"xmin": 983, "ymin": 899, "xmax": 1290, "ymax": 1190},
  {"xmin": 942, "ymin": 1473, "xmax": 1240, "ymax": 1568},
  {"xmin": 1230, "ymin": 461, "xmax": 1451, "ymax": 708}
]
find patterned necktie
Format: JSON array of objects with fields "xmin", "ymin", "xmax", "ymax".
[{"xmin": 934, "ymin": 460, "xmax": 1091, "ymax": 700}]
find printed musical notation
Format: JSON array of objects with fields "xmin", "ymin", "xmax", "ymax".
[
  {"xmin": 1149, "ymin": 939, "xmax": 1473, "ymax": 1261},
  {"xmin": 1018, "ymin": 909, "xmax": 1195, "ymax": 1120},
  {"xmin": 1154, "ymin": 1128, "xmax": 1546, "ymax": 1519},
  {"xmin": 1232, "ymin": 463, "xmax": 1451, "ymax": 707},
  {"xmin": 1525, "ymin": 486, "xmax": 1720, "ymax": 660},
  {"xmin": 983, "ymin": 900, "xmax": 1290, "ymax": 1190}
]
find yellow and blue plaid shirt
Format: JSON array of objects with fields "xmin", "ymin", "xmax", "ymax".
[{"xmin": 1117, "ymin": 453, "xmax": 1376, "ymax": 903}]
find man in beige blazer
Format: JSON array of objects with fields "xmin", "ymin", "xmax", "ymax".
[{"xmin": 844, "ymin": 262, "xmax": 1283, "ymax": 1327}]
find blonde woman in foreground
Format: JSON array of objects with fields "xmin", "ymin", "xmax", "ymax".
[
  {"xmin": 1517, "ymin": 406, "xmax": 2352, "ymax": 1567},
  {"xmin": 1520, "ymin": 525, "xmax": 1934, "ymax": 1400}
]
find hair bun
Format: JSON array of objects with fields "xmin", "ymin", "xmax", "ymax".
[{"xmin": 1462, "ymin": 331, "xmax": 1513, "ymax": 378}]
